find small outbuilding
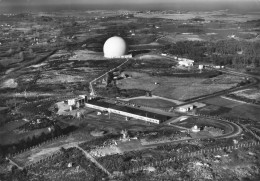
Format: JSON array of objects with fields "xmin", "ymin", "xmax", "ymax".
[{"xmin": 178, "ymin": 104, "xmax": 195, "ymax": 112}]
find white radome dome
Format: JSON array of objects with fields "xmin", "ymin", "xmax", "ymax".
[{"xmin": 103, "ymin": 36, "xmax": 127, "ymax": 58}]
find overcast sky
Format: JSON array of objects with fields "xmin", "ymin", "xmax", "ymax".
[
  {"xmin": 1, "ymin": 0, "xmax": 259, "ymax": 4},
  {"xmin": 1, "ymin": 0, "xmax": 259, "ymax": 12}
]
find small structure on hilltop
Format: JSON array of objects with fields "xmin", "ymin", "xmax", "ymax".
[
  {"xmin": 120, "ymin": 129, "xmax": 130, "ymax": 141},
  {"xmin": 199, "ymin": 64, "xmax": 204, "ymax": 70},
  {"xmin": 191, "ymin": 125, "xmax": 200, "ymax": 133},
  {"xmin": 199, "ymin": 64, "xmax": 205, "ymax": 73},
  {"xmin": 146, "ymin": 91, "xmax": 152, "ymax": 97}
]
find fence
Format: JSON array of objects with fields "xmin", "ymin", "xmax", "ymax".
[{"xmin": 113, "ymin": 141, "xmax": 260, "ymax": 177}]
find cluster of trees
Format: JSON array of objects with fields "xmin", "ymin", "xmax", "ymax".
[
  {"xmin": 142, "ymin": 129, "xmax": 178, "ymax": 140},
  {"xmin": 0, "ymin": 166, "xmax": 28, "ymax": 181},
  {"xmin": 18, "ymin": 118, "xmax": 54, "ymax": 131},
  {"xmin": 1, "ymin": 147, "xmax": 108, "ymax": 181},
  {"xmin": 98, "ymin": 144, "xmax": 201, "ymax": 173},
  {"xmin": 97, "ymin": 150, "xmax": 157, "ymax": 172},
  {"xmin": 0, "ymin": 124, "xmax": 76, "ymax": 159},
  {"xmin": 162, "ymin": 41, "xmax": 207, "ymax": 61},
  {"xmin": 200, "ymin": 138, "xmax": 235, "ymax": 148},
  {"xmin": 162, "ymin": 39, "xmax": 260, "ymax": 68},
  {"xmin": 18, "ymin": 100, "xmax": 55, "ymax": 117},
  {"xmin": 152, "ymin": 69, "xmax": 221, "ymax": 78},
  {"xmin": 155, "ymin": 143, "xmax": 200, "ymax": 154},
  {"xmin": 209, "ymin": 40, "xmax": 260, "ymax": 68}
]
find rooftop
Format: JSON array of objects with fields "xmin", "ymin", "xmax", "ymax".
[{"xmin": 88, "ymin": 100, "xmax": 171, "ymax": 121}]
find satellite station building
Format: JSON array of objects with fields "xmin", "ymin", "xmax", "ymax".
[
  {"xmin": 63, "ymin": 95, "xmax": 170, "ymax": 124},
  {"xmin": 85, "ymin": 100, "xmax": 171, "ymax": 124}
]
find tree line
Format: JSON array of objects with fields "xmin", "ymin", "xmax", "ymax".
[{"xmin": 162, "ymin": 39, "xmax": 260, "ymax": 68}]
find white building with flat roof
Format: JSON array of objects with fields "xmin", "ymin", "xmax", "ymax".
[
  {"xmin": 85, "ymin": 103, "xmax": 161, "ymax": 124},
  {"xmin": 178, "ymin": 59, "xmax": 194, "ymax": 67},
  {"xmin": 177, "ymin": 104, "xmax": 195, "ymax": 112},
  {"xmin": 67, "ymin": 95, "xmax": 87, "ymax": 108}
]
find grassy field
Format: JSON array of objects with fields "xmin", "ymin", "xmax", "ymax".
[
  {"xmin": 202, "ymin": 97, "xmax": 244, "ymax": 108},
  {"xmin": 68, "ymin": 50, "xmax": 104, "ymax": 61},
  {"xmin": 222, "ymin": 104, "xmax": 260, "ymax": 122},
  {"xmin": 117, "ymin": 71, "xmax": 243, "ymax": 101},
  {"xmin": 0, "ymin": 120, "xmax": 26, "ymax": 133},
  {"xmin": 201, "ymin": 96, "xmax": 260, "ymax": 121}
]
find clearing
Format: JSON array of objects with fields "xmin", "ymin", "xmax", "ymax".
[{"xmin": 117, "ymin": 71, "xmax": 243, "ymax": 101}]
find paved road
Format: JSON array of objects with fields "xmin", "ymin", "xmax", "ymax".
[
  {"xmin": 241, "ymin": 124, "xmax": 260, "ymax": 141},
  {"xmin": 142, "ymin": 114, "xmax": 243, "ymax": 148},
  {"xmin": 89, "ymin": 58, "xmax": 130, "ymax": 96},
  {"xmin": 121, "ymin": 95, "xmax": 184, "ymax": 105}
]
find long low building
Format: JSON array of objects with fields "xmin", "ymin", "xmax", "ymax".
[{"xmin": 85, "ymin": 100, "xmax": 171, "ymax": 124}]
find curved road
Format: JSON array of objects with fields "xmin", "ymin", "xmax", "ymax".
[{"xmin": 141, "ymin": 115, "xmax": 243, "ymax": 148}]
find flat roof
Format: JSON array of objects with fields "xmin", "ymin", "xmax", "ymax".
[
  {"xmin": 179, "ymin": 104, "xmax": 194, "ymax": 109},
  {"xmin": 88, "ymin": 100, "xmax": 171, "ymax": 121}
]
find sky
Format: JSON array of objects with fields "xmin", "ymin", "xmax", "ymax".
[
  {"xmin": 1, "ymin": 0, "xmax": 259, "ymax": 4},
  {"xmin": 0, "ymin": 0, "xmax": 259, "ymax": 12}
]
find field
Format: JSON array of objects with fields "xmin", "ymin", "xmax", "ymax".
[
  {"xmin": 202, "ymin": 97, "xmax": 244, "ymax": 108},
  {"xmin": 68, "ymin": 50, "xmax": 105, "ymax": 61},
  {"xmin": 12, "ymin": 147, "xmax": 108, "ymax": 181},
  {"xmin": 160, "ymin": 34, "xmax": 205, "ymax": 43},
  {"xmin": 222, "ymin": 104, "xmax": 260, "ymax": 122},
  {"xmin": 12, "ymin": 130, "xmax": 92, "ymax": 167},
  {"xmin": 201, "ymin": 96, "xmax": 260, "ymax": 121},
  {"xmin": 0, "ymin": 120, "xmax": 26, "ymax": 134},
  {"xmin": 117, "ymin": 71, "xmax": 243, "ymax": 101},
  {"xmin": 136, "ymin": 12, "xmax": 260, "ymax": 22},
  {"xmin": 0, "ymin": 120, "xmax": 41, "ymax": 145}
]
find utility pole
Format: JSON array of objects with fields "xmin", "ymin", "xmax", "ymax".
[{"xmin": 24, "ymin": 89, "xmax": 27, "ymax": 98}]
